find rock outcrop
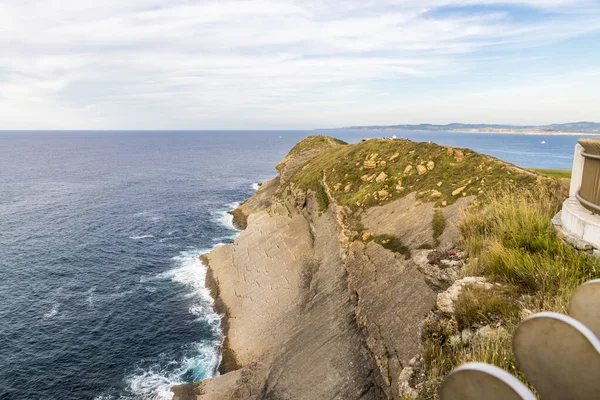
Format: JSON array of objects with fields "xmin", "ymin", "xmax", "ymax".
[{"xmin": 172, "ymin": 136, "xmax": 539, "ymax": 400}]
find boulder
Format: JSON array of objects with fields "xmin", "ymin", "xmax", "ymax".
[
  {"xmin": 344, "ymin": 184, "xmax": 352, "ymax": 193},
  {"xmin": 390, "ymin": 153, "xmax": 400, "ymax": 161},
  {"xmin": 404, "ymin": 165, "xmax": 413, "ymax": 174},
  {"xmin": 427, "ymin": 161, "xmax": 435, "ymax": 170},
  {"xmin": 436, "ymin": 277, "xmax": 493, "ymax": 314},
  {"xmin": 455, "ymin": 150, "xmax": 464, "ymax": 162},
  {"xmin": 397, "ymin": 366, "xmax": 417, "ymax": 399},
  {"xmin": 378, "ymin": 190, "xmax": 389, "ymax": 199},
  {"xmin": 376, "ymin": 172, "xmax": 388, "ymax": 183},
  {"xmin": 364, "ymin": 160, "xmax": 377, "ymax": 169},
  {"xmin": 430, "ymin": 190, "xmax": 442, "ymax": 198},
  {"xmin": 417, "ymin": 165, "xmax": 428, "ymax": 175},
  {"xmin": 362, "ymin": 231, "xmax": 373, "ymax": 241},
  {"xmin": 452, "ymin": 186, "xmax": 466, "ymax": 196}
]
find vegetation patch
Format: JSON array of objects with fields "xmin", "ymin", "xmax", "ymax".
[
  {"xmin": 286, "ymin": 135, "xmax": 347, "ymax": 159},
  {"xmin": 432, "ymin": 209, "xmax": 446, "ymax": 244},
  {"xmin": 366, "ymin": 234, "xmax": 411, "ymax": 259},
  {"xmin": 453, "ymin": 285, "xmax": 519, "ymax": 330},
  {"xmin": 314, "ymin": 182, "xmax": 330, "ymax": 212},
  {"xmin": 461, "ymin": 186, "xmax": 599, "ymax": 297}
]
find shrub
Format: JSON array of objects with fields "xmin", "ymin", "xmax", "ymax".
[
  {"xmin": 432, "ymin": 209, "xmax": 446, "ymax": 244},
  {"xmin": 315, "ymin": 183, "xmax": 330, "ymax": 212},
  {"xmin": 369, "ymin": 234, "xmax": 411, "ymax": 259}
]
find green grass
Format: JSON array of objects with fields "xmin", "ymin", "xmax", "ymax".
[
  {"xmin": 460, "ymin": 186, "xmax": 599, "ymax": 299},
  {"xmin": 283, "ymin": 136, "xmax": 540, "ymax": 210},
  {"xmin": 286, "ymin": 135, "xmax": 347, "ymax": 158},
  {"xmin": 530, "ymin": 168, "xmax": 571, "ymax": 179},
  {"xmin": 418, "ymin": 185, "xmax": 600, "ymax": 398},
  {"xmin": 432, "ymin": 209, "xmax": 446, "ymax": 243},
  {"xmin": 453, "ymin": 285, "xmax": 519, "ymax": 330},
  {"xmin": 315, "ymin": 182, "xmax": 330, "ymax": 212}
]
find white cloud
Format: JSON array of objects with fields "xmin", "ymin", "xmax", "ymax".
[{"xmin": 0, "ymin": 0, "xmax": 599, "ymax": 128}]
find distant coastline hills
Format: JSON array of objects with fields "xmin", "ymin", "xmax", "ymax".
[{"xmin": 325, "ymin": 121, "xmax": 600, "ymax": 134}]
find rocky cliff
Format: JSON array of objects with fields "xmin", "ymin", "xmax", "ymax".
[{"xmin": 172, "ymin": 136, "xmax": 540, "ymax": 400}]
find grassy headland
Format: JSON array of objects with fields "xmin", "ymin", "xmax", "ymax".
[{"xmin": 282, "ymin": 137, "xmax": 539, "ymax": 210}]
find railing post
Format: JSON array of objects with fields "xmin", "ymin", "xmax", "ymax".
[{"xmin": 570, "ymin": 143, "xmax": 585, "ymax": 198}]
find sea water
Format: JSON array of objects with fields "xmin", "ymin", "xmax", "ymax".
[{"xmin": 0, "ymin": 130, "xmax": 589, "ymax": 399}]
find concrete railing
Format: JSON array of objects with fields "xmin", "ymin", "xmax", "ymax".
[
  {"xmin": 576, "ymin": 139, "xmax": 600, "ymax": 214},
  {"xmin": 440, "ymin": 279, "xmax": 600, "ymax": 400}
]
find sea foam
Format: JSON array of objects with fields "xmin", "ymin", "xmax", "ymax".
[{"xmin": 212, "ymin": 202, "xmax": 240, "ymax": 232}]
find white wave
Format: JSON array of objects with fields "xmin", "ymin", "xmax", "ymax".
[
  {"xmin": 129, "ymin": 235, "xmax": 154, "ymax": 240},
  {"xmin": 252, "ymin": 182, "xmax": 261, "ymax": 191},
  {"xmin": 43, "ymin": 303, "xmax": 59, "ymax": 319},
  {"xmin": 212, "ymin": 202, "xmax": 240, "ymax": 231},
  {"xmin": 86, "ymin": 287, "xmax": 96, "ymax": 306},
  {"xmin": 125, "ymin": 341, "xmax": 221, "ymax": 400},
  {"xmin": 161, "ymin": 251, "xmax": 221, "ymax": 325}
]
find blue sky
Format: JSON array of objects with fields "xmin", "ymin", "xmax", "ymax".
[{"xmin": 1, "ymin": 0, "xmax": 599, "ymax": 129}]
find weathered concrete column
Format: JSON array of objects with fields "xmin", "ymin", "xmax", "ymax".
[{"xmin": 569, "ymin": 143, "xmax": 585, "ymax": 197}]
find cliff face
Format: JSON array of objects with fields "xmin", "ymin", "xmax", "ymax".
[{"xmin": 172, "ymin": 136, "xmax": 538, "ymax": 400}]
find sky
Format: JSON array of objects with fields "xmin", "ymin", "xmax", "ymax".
[{"xmin": 1, "ymin": 0, "xmax": 600, "ymax": 130}]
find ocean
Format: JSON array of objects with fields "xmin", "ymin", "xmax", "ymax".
[{"xmin": 0, "ymin": 130, "xmax": 591, "ymax": 399}]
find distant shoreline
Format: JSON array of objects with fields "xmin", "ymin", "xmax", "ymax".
[
  {"xmin": 323, "ymin": 128, "xmax": 600, "ymax": 136},
  {"xmin": 449, "ymin": 129, "xmax": 600, "ymax": 136}
]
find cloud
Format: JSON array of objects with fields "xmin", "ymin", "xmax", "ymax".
[{"xmin": 0, "ymin": 0, "xmax": 599, "ymax": 128}]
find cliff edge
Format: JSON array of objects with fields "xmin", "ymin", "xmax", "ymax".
[{"xmin": 172, "ymin": 136, "xmax": 541, "ymax": 400}]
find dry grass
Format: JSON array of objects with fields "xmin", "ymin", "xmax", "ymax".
[{"xmin": 453, "ymin": 285, "xmax": 520, "ymax": 330}]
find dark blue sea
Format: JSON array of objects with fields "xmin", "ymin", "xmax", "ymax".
[{"xmin": 0, "ymin": 130, "xmax": 592, "ymax": 399}]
